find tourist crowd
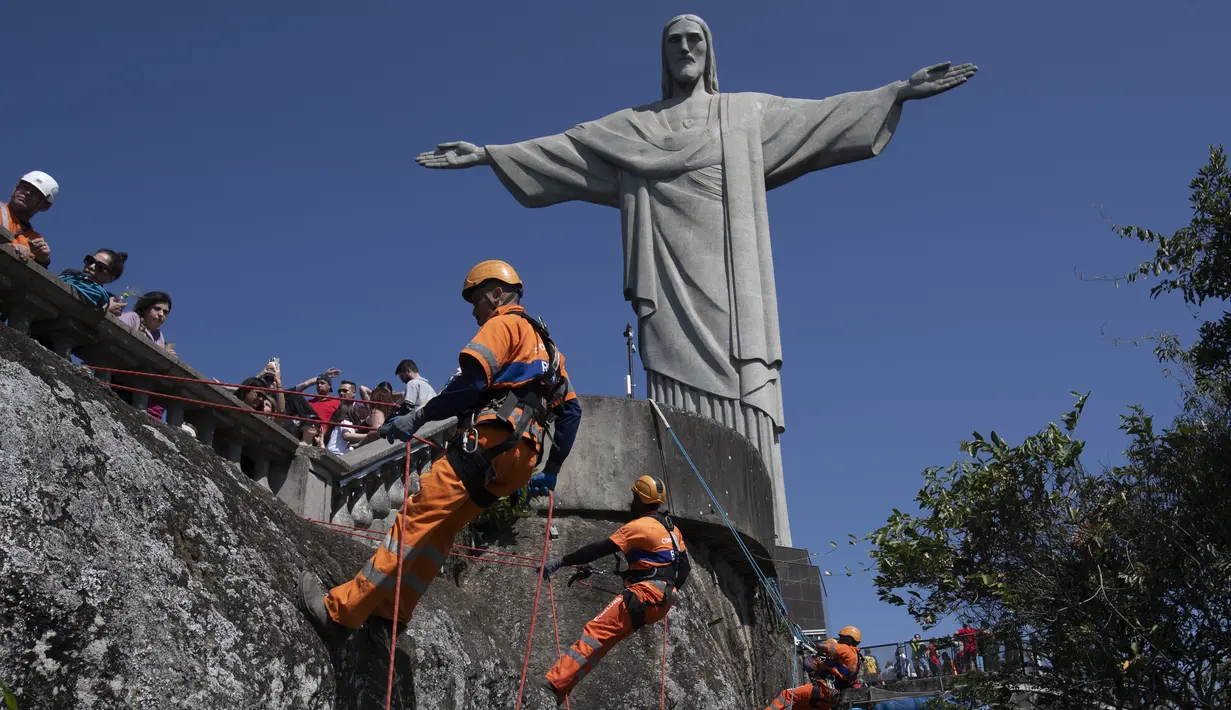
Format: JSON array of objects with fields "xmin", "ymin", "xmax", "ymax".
[
  {"xmin": 234, "ymin": 359, "xmax": 436, "ymax": 452},
  {"xmin": 2, "ymin": 169, "xmax": 439, "ymax": 454},
  {"xmin": 853, "ymin": 622, "xmax": 995, "ymax": 688}
]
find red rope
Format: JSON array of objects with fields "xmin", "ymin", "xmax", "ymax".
[
  {"xmin": 101, "ymin": 380, "xmax": 441, "ymax": 449},
  {"xmin": 449, "ymin": 543, "xmax": 539, "ymax": 563},
  {"xmin": 309, "ymin": 519, "xmax": 386, "ymax": 537},
  {"xmin": 661, "ymin": 616, "xmax": 668, "ymax": 710},
  {"xmin": 320, "ymin": 525, "xmax": 383, "ymax": 542},
  {"xmin": 450, "ymin": 554, "xmax": 537, "ymax": 570},
  {"xmin": 573, "ymin": 578, "xmax": 623, "ymax": 597},
  {"xmin": 86, "ymin": 365, "xmax": 393, "ymax": 407},
  {"xmin": 305, "ymin": 519, "xmax": 540, "ymax": 569},
  {"xmin": 514, "ymin": 491, "xmax": 555, "ymax": 710},
  {"xmin": 384, "ymin": 441, "xmax": 413, "ymax": 710},
  {"xmin": 547, "ymin": 578, "xmax": 572, "ymax": 710}
]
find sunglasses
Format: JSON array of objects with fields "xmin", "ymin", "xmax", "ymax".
[{"xmin": 83, "ymin": 255, "xmax": 113, "ymax": 275}]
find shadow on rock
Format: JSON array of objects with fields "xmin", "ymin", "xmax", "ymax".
[{"xmin": 333, "ymin": 621, "xmax": 417, "ymax": 710}]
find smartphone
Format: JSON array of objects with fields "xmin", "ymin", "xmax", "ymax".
[{"xmin": 262, "ymin": 357, "xmax": 280, "ymax": 386}]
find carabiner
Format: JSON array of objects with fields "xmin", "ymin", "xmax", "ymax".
[{"xmin": 462, "ymin": 427, "xmax": 479, "ymax": 454}]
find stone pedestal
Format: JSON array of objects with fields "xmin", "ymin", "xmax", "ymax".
[{"xmin": 553, "ymin": 395, "xmax": 779, "ymax": 572}]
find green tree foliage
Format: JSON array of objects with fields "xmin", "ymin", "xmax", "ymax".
[
  {"xmin": 1115, "ymin": 145, "xmax": 1231, "ymax": 397},
  {"xmin": 868, "ymin": 148, "xmax": 1231, "ymax": 709}
]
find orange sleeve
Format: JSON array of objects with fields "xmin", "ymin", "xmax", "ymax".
[
  {"xmin": 460, "ymin": 316, "xmax": 516, "ymax": 385},
  {"xmin": 608, "ymin": 521, "xmax": 638, "ymax": 554}
]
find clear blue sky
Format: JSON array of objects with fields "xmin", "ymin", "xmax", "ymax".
[{"xmin": 11, "ymin": 1, "xmax": 1227, "ymax": 646}]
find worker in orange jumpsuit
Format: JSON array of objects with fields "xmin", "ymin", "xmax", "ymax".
[
  {"xmin": 538, "ymin": 475, "xmax": 690, "ymax": 706},
  {"xmin": 2, "ymin": 171, "xmax": 58, "ymax": 267},
  {"xmin": 765, "ymin": 626, "xmax": 862, "ymax": 710},
  {"xmin": 297, "ymin": 260, "xmax": 583, "ymax": 642}
]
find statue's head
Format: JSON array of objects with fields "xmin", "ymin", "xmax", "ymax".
[{"xmin": 661, "ymin": 14, "xmax": 718, "ymax": 100}]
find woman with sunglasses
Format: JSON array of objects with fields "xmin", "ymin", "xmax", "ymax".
[{"xmin": 58, "ymin": 249, "xmax": 127, "ymax": 315}]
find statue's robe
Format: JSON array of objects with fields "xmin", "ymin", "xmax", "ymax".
[{"xmin": 487, "ymin": 85, "xmax": 902, "ymax": 542}]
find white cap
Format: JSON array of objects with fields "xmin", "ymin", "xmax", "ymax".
[{"xmin": 20, "ymin": 171, "xmax": 59, "ymax": 205}]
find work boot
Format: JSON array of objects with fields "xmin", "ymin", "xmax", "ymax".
[
  {"xmin": 538, "ymin": 678, "xmax": 565, "ymax": 708},
  {"xmin": 297, "ymin": 572, "xmax": 354, "ymax": 645}
]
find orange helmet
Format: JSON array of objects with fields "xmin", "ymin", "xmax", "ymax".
[
  {"xmin": 462, "ymin": 260, "xmax": 522, "ymax": 302},
  {"xmin": 631, "ymin": 475, "xmax": 667, "ymax": 506},
  {"xmin": 839, "ymin": 626, "xmax": 862, "ymax": 645}
]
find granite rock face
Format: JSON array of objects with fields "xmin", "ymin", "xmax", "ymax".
[{"xmin": 0, "ymin": 327, "xmax": 789, "ymax": 709}]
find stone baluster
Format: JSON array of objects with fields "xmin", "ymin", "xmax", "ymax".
[
  {"xmin": 366, "ymin": 474, "xmax": 390, "ymax": 523},
  {"xmin": 252, "ymin": 455, "xmax": 271, "ymax": 490},
  {"xmin": 330, "ymin": 489, "xmax": 355, "ymax": 528},
  {"xmin": 385, "ymin": 462, "xmax": 406, "ymax": 514},
  {"xmin": 3, "ymin": 293, "xmax": 43, "ymax": 335},
  {"xmin": 49, "ymin": 333, "xmax": 76, "ymax": 359},
  {"xmin": 165, "ymin": 399, "xmax": 186, "ymax": 428},
  {"xmin": 195, "ymin": 419, "xmax": 216, "ymax": 447},
  {"xmin": 349, "ymin": 486, "xmax": 374, "ymax": 529},
  {"xmin": 225, "ymin": 438, "xmax": 244, "ymax": 469}
]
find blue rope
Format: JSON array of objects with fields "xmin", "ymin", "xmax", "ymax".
[{"xmin": 652, "ymin": 402, "xmax": 810, "ymax": 646}]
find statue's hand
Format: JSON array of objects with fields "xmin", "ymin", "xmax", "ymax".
[
  {"xmin": 415, "ymin": 141, "xmax": 490, "ymax": 169},
  {"xmin": 898, "ymin": 62, "xmax": 978, "ymax": 102}
]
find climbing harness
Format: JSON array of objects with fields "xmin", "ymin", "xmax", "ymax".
[
  {"xmin": 450, "ymin": 312, "xmax": 568, "ymax": 509},
  {"xmin": 619, "ymin": 512, "xmax": 685, "ymax": 631}
]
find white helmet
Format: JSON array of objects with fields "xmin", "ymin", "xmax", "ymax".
[{"xmin": 20, "ymin": 171, "xmax": 59, "ymax": 205}]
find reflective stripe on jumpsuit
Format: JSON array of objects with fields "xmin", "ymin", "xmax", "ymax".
[
  {"xmin": 765, "ymin": 681, "xmax": 838, "ymax": 710},
  {"xmin": 324, "ymin": 425, "xmax": 538, "ymax": 627},
  {"xmin": 544, "ymin": 579, "xmax": 675, "ymax": 696}
]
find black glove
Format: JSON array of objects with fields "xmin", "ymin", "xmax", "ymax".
[
  {"xmin": 538, "ymin": 557, "xmax": 564, "ymax": 579},
  {"xmin": 567, "ymin": 565, "xmax": 597, "ymax": 588},
  {"xmin": 378, "ymin": 408, "xmax": 425, "ymax": 443}
]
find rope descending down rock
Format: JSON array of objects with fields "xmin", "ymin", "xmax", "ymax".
[
  {"xmin": 514, "ymin": 491, "xmax": 556, "ymax": 710},
  {"xmin": 384, "ymin": 441, "xmax": 413, "ymax": 710}
]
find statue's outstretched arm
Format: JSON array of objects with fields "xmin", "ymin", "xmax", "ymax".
[
  {"xmin": 415, "ymin": 141, "xmax": 492, "ymax": 169},
  {"xmin": 896, "ymin": 62, "xmax": 978, "ymax": 102}
]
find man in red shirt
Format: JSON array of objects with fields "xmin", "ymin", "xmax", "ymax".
[
  {"xmin": 292, "ymin": 368, "xmax": 342, "ymax": 424},
  {"xmin": 956, "ymin": 622, "xmax": 980, "ymax": 673},
  {"xmin": 2, "ymin": 171, "xmax": 58, "ymax": 267}
]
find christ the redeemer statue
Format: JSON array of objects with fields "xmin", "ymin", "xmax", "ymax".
[{"xmin": 416, "ymin": 14, "xmax": 977, "ymax": 544}]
